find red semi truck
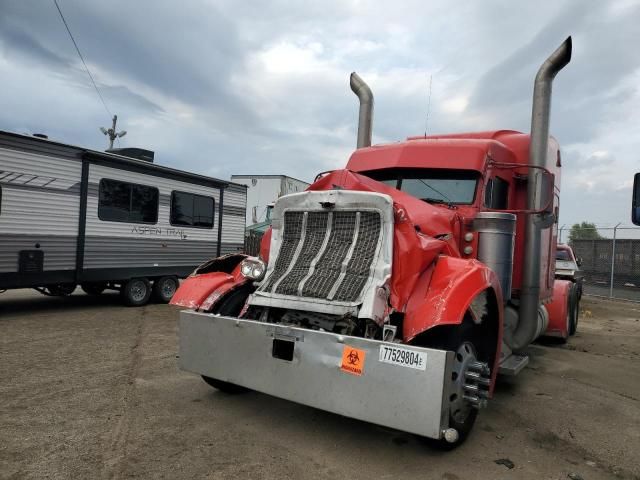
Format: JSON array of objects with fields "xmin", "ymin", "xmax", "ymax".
[{"xmin": 171, "ymin": 37, "xmax": 575, "ymax": 447}]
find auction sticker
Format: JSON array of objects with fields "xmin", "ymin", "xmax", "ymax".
[
  {"xmin": 379, "ymin": 345, "xmax": 427, "ymax": 370},
  {"xmin": 340, "ymin": 346, "xmax": 366, "ymax": 376}
]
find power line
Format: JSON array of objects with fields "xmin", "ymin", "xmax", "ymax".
[{"xmin": 53, "ymin": 0, "xmax": 112, "ymax": 117}]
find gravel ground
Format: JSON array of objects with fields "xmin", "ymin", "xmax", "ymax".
[{"xmin": 1, "ymin": 289, "xmax": 639, "ymax": 480}]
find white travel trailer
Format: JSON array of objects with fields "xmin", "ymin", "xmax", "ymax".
[{"xmin": 0, "ymin": 130, "xmax": 246, "ymax": 305}]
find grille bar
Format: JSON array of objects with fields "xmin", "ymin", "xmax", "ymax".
[
  {"xmin": 297, "ymin": 211, "xmax": 333, "ymax": 295},
  {"xmin": 327, "ymin": 212, "xmax": 361, "ymax": 300},
  {"xmin": 333, "ymin": 211, "xmax": 383, "ymax": 301},
  {"xmin": 271, "ymin": 212, "xmax": 308, "ymax": 293},
  {"xmin": 300, "ymin": 211, "xmax": 358, "ymax": 299},
  {"xmin": 271, "ymin": 212, "xmax": 328, "ymax": 296},
  {"xmin": 261, "ymin": 211, "xmax": 305, "ymax": 292}
]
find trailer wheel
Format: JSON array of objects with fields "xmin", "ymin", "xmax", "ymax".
[
  {"xmin": 152, "ymin": 276, "xmax": 179, "ymax": 303},
  {"xmin": 414, "ymin": 315, "xmax": 492, "ymax": 449},
  {"xmin": 201, "ymin": 375, "xmax": 248, "ymax": 394},
  {"xmin": 45, "ymin": 283, "xmax": 76, "ymax": 296},
  {"xmin": 121, "ymin": 278, "xmax": 152, "ymax": 306},
  {"xmin": 81, "ymin": 283, "xmax": 106, "ymax": 295}
]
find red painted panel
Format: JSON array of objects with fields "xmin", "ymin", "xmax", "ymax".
[
  {"xmin": 545, "ymin": 279, "xmax": 571, "ymax": 339},
  {"xmin": 170, "ymin": 272, "xmax": 235, "ymax": 309},
  {"xmin": 403, "ymin": 256, "xmax": 504, "ymax": 341}
]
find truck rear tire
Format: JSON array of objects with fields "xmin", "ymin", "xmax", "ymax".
[
  {"xmin": 152, "ymin": 276, "xmax": 179, "ymax": 303},
  {"xmin": 201, "ymin": 375, "xmax": 248, "ymax": 394},
  {"xmin": 121, "ymin": 278, "xmax": 151, "ymax": 306},
  {"xmin": 569, "ymin": 283, "xmax": 579, "ymax": 336}
]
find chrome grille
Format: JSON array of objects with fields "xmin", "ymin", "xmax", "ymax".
[
  {"xmin": 259, "ymin": 210, "xmax": 382, "ymax": 302},
  {"xmin": 333, "ymin": 212, "xmax": 381, "ymax": 301},
  {"xmin": 261, "ymin": 211, "xmax": 304, "ymax": 292},
  {"xmin": 270, "ymin": 212, "xmax": 329, "ymax": 296}
]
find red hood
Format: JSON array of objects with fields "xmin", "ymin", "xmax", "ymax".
[
  {"xmin": 307, "ymin": 169, "xmax": 462, "ymax": 310},
  {"xmin": 309, "ymin": 169, "xmax": 460, "ymax": 244}
]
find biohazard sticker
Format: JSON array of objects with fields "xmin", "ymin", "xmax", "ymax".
[{"xmin": 340, "ymin": 346, "xmax": 366, "ymax": 376}]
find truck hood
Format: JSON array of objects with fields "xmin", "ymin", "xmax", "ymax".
[
  {"xmin": 309, "ymin": 169, "xmax": 460, "ymax": 242},
  {"xmin": 308, "ymin": 169, "xmax": 461, "ymax": 310}
]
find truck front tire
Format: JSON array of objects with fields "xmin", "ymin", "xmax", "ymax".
[
  {"xmin": 201, "ymin": 375, "xmax": 248, "ymax": 394},
  {"xmin": 414, "ymin": 315, "xmax": 492, "ymax": 449}
]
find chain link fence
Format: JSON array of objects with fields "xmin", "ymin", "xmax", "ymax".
[{"xmin": 559, "ymin": 224, "xmax": 640, "ymax": 302}]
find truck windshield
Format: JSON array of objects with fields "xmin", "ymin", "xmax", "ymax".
[{"xmin": 363, "ymin": 169, "xmax": 479, "ymax": 205}]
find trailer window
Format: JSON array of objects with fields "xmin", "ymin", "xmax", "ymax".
[
  {"xmin": 98, "ymin": 179, "xmax": 158, "ymax": 224},
  {"xmin": 170, "ymin": 191, "xmax": 215, "ymax": 228}
]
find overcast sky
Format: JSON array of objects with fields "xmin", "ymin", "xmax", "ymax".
[{"xmin": 1, "ymin": 0, "xmax": 639, "ymax": 232}]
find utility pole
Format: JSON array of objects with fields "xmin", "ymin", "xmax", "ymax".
[{"xmin": 100, "ymin": 115, "xmax": 127, "ymax": 149}]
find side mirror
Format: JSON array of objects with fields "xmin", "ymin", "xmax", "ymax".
[
  {"xmin": 632, "ymin": 173, "xmax": 640, "ymax": 225},
  {"xmin": 576, "ymin": 257, "xmax": 582, "ymax": 267},
  {"xmin": 537, "ymin": 170, "xmax": 555, "ymax": 214}
]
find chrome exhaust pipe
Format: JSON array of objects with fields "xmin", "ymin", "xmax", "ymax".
[
  {"xmin": 350, "ymin": 72, "xmax": 374, "ymax": 149},
  {"xmin": 511, "ymin": 36, "xmax": 572, "ymax": 351}
]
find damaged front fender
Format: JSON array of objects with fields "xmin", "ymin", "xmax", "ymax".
[{"xmin": 170, "ymin": 254, "xmax": 248, "ymax": 310}]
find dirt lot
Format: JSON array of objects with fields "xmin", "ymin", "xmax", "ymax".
[{"xmin": 1, "ymin": 290, "xmax": 639, "ymax": 480}]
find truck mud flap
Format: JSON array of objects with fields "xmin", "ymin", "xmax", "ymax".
[{"xmin": 179, "ymin": 310, "xmax": 454, "ymax": 440}]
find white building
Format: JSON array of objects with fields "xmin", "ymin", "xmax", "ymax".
[{"xmin": 230, "ymin": 175, "xmax": 310, "ymax": 226}]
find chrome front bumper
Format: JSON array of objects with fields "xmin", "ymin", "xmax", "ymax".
[{"xmin": 179, "ymin": 310, "xmax": 454, "ymax": 440}]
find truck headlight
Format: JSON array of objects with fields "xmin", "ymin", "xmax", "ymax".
[{"xmin": 240, "ymin": 257, "xmax": 266, "ymax": 281}]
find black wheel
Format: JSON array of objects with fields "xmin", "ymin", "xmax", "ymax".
[
  {"xmin": 209, "ymin": 284, "xmax": 254, "ymax": 316},
  {"xmin": 152, "ymin": 276, "xmax": 179, "ymax": 303},
  {"xmin": 46, "ymin": 283, "xmax": 76, "ymax": 296},
  {"xmin": 413, "ymin": 315, "xmax": 493, "ymax": 449},
  {"xmin": 81, "ymin": 283, "xmax": 106, "ymax": 295},
  {"xmin": 201, "ymin": 375, "xmax": 248, "ymax": 393},
  {"xmin": 121, "ymin": 278, "xmax": 152, "ymax": 306},
  {"xmin": 569, "ymin": 283, "xmax": 579, "ymax": 336}
]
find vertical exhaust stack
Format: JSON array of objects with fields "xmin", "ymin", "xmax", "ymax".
[
  {"xmin": 350, "ymin": 72, "xmax": 374, "ymax": 149},
  {"xmin": 512, "ymin": 36, "xmax": 572, "ymax": 351}
]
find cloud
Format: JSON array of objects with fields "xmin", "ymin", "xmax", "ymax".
[{"xmin": 0, "ymin": 0, "xmax": 638, "ymax": 228}]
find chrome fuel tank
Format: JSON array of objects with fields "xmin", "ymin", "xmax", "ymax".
[{"xmin": 473, "ymin": 212, "xmax": 517, "ymax": 302}]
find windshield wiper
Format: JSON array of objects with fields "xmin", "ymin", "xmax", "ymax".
[
  {"xmin": 421, "ymin": 197, "xmax": 454, "ymax": 207},
  {"xmin": 417, "ymin": 179, "xmax": 454, "ymax": 204}
]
